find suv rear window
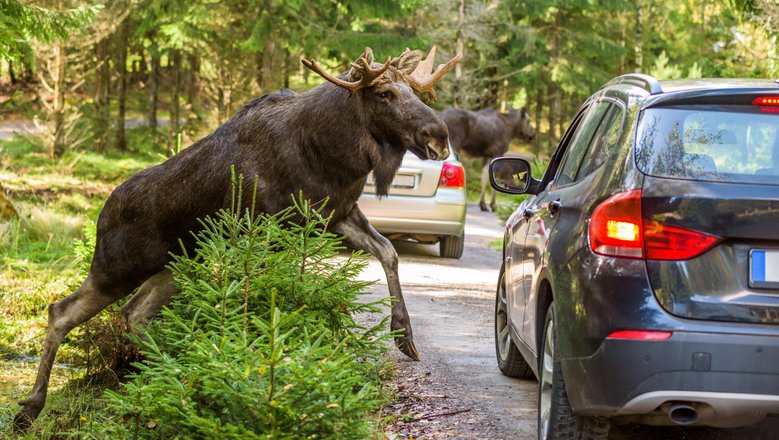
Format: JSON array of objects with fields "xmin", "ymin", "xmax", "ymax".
[{"xmin": 635, "ymin": 106, "xmax": 779, "ymax": 184}]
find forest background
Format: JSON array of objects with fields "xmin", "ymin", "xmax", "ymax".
[{"xmin": 3, "ymin": 0, "xmax": 779, "ymax": 161}]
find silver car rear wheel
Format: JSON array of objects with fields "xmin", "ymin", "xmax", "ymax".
[{"xmin": 439, "ymin": 234, "xmax": 464, "ymax": 258}]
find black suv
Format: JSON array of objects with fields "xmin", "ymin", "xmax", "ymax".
[{"xmin": 489, "ymin": 74, "xmax": 779, "ymax": 439}]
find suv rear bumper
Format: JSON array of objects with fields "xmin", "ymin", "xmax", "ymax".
[{"xmin": 562, "ymin": 331, "xmax": 779, "ymax": 426}]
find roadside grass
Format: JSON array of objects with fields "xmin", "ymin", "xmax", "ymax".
[{"xmin": 0, "ymin": 134, "xmax": 161, "ymax": 362}]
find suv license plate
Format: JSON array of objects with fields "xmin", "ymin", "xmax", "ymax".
[{"xmin": 750, "ymin": 250, "xmax": 779, "ymax": 289}]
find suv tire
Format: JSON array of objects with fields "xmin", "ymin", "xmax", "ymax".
[
  {"xmin": 439, "ymin": 234, "xmax": 464, "ymax": 258},
  {"xmin": 539, "ymin": 303, "xmax": 609, "ymax": 440},
  {"xmin": 495, "ymin": 266, "xmax": 534, "ymax": 378}
]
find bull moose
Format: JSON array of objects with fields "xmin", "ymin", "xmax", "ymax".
[
  {"xmin": 14, "ymin": 46, "xmax": 460, "ymax": 429},
  {"xmin": 441, "ymin": 107, "xmax": 536, "ymax": 211}
]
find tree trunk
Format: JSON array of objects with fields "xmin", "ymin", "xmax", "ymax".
[
  {"xmin": 94, "ymin": 37, "xmax": 110, "ymax": 154},
  {"xmin": 283, "ymin": 48, "xmax": 291, "ymax": 89},
  {"xmin": 185, "ymin": 53, "xmax": 200, "ymax": 133},
  {"xmin": 148, "ymin": 38, "xmax": 159, "ymax": 132},
  {"xmin": 217, "ymin": 62, "xmax": 232, "ymax": 125},
  {"xmin": 534, "ymin": 90, "xmax": 543, "ymax": 155},
  {"xmin": 8, "ymin": 61, "xmax": 17, "ymax": 84},
  {"xmin": 546, "ymin": 83, "xmax": 558, "ymax": 151},
  {"xmin": 261, "ymin": 37, "xmax": 275, "ymax": 91},
  {"xmin": 51, "ymin": 42, "xmax": 67, "ymax": 159},
  {"xmin": 23, "ymin": 57, "xmax": 34, "ymax": 83},
  {"xmin": 547, "ymin": 12, "xmax": 560, "ymax": 148},
  {"xmin": 634, "ymin": 0, "xmax": 644, "ymax": 72},
  {"xmin": 168, "ymin": 49, "xmax": 182, "ymax": 150},
  {"xmin": 137, "ymin": 46, "xmax": 147, "ymax": 79},
  {"xmin": 255, "ymin": 51, "xmax": 264, "ymax": 91},
  {"xmin": 259, "ymin": 0, "xmax": 274, "ymax": 91},
  {"xmin": 115, "ymin": 20, "xmax": 129, "ymax": 152},
  {"xmin": 454, "ymin": 0, "xmax": 465, "ymax": 108},
  {"xmin": 556, "ymin": 92, "xmax": 566, "ymax": 138},
  {"xmin": 187, "ymin": 53, "xmax": 199, "ymax": 108}
]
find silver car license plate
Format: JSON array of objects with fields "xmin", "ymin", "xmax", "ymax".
[
  {"xmin": 749, "ymin": 249, "xmax": 779, "ymax": 289},
  {"xmin": 365, "ymin": 173, "xmax": 415, "ymax": 189}
]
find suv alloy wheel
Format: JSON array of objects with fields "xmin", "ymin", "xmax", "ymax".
[
  {"xmin": 495, "ymin": 265, "xmax": 534, "ymax": 378},
  {"xmin": 538, "ymin": 303, "xmax": 609, "ymax": 440}
]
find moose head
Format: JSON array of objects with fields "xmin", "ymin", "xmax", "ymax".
[
  {"xmin": 302, "ymin": 46, "xmax": 461, "ymax": 163},
  {"xmin": 506, "ymin": 105, "xmax": 537, "ymax": 142}
]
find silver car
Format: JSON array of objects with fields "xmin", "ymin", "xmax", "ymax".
[{"xmin": 358, "ymin": 150, "xmax": 467, "ymax": 258}]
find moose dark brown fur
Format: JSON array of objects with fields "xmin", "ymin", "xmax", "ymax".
[
  {"xmin": 14, "ymin": 46, "xmax": 460, "ymax": 430},
  {"xmin": 441, "ymin": 107, "xmax": 536, "ymax": 211}
]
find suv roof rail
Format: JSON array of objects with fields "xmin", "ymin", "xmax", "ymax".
[{"xmin": 603, "ymin": 74, "xmax": 663, "ymax": 95}]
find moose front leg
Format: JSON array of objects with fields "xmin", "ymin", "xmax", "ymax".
[{"xmin": 332, "ymin": 205, "xmax": 419, "ymax": 361}]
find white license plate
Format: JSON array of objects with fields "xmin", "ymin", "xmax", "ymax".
[
  {"xmin": 749, "ymin": 249, "xmax": 779, "ymax": 289},
  {"xmin": 366, "ymin": 173, "xmax": 415, "ymax": 189}
]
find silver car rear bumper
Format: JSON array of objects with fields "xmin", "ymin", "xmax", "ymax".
[{"xmin": 358, "ymin": 188, "xmax": 466, "ymax": 237}]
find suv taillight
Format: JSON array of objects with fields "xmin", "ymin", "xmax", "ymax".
[
  {"xmin": 589, "ymin": 190, "xmax": 644, "ymax": 258},
  {"xmin": 439, "ymin": 162, "xmax": 465, "ymax": 188},
  {"xmin": 588, "ymin": 189, "xmax": 720, "ymax": 261}
]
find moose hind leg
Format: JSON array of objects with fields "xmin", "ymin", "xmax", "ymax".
[
  {"xmin": 332, "ymin": 205, "xmax": 419, "ymax": 361},
  {"xmin": 13, "ymin": 275, "xmax": 124, "ymax": 430},
  {"xmin": 122, "ymin": 269, "xmax": 178, "ymax": 334},
  {"xmin": 479, "ymin": 159, "xmax": 490, "ymax": 211}
]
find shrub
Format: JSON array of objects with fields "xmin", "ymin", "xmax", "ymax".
[{"xmin": 74, "ymin": 188, "xmax": 390, "ymax": 439}]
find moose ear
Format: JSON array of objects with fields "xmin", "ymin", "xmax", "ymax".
[
  {"xmin": 392, "ymin": 48, "xmax": 424, "ymax": 75},
  {"xmin": 348, "ymin": 47, "xmax": 375, "ymax": 81},
  {"xmin": 358, "ymin": 47, "xmax": 374, "ymax": 64}
]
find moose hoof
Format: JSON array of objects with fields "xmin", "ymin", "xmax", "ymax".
[
  {"xmin": 13, "ymin": 407, "xmax": 36, "ymax": 432},
  {"xmin": 13, "ymin": 397, "xmax": 44, "ymax": 431},
  {"xmin": 489, "ymin": 204, "xmax": 497, "ymax": 212},
  {"xmin": 395, "ymin": 336, "xmax": 420, "ymax": 361},
  {"xmin": 479, "ymin": 203, "xmax": 488, "ymax": 212}
]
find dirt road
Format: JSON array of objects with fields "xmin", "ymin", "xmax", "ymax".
[
  {"xmin": 358, "ymin": 204, "xmax": 537, "ymax": 438},
  {"xmin": 358, "ymin": 204, "xmax": 779, "ymax": 440}
]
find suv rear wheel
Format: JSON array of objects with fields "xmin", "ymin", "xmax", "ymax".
[
  {"xmin": 539, "ymin": 303, "xmax": 610, "ymax": 440},
  {"xmin": 439, "ymin": 234, "xmax": 464, "ymax": 258},
  {"xmin": 495, "ymin": 266, "xmax": 534, "ymax": 378}
]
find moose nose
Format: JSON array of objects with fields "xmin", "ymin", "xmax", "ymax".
[{"xmin": 419, "ymin": 123, "xmax": 450, "ymax": 160}]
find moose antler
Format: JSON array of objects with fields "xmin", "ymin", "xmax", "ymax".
[
  {"xmin": 406, "ymin": 46, "xmax": 462, "ymax": 101},
  {"xmin": 301, "ymin": 49, "xmax": 392, "ymax": 92}
]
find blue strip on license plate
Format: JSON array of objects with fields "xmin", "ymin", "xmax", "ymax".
[{"xmin": 750, "ymin": 250, "xmax": 779, "ymax": 289}]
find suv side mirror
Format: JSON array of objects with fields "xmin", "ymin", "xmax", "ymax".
[{"xmin": 489, "ymin": 157, "xmax": 540, "ymax": 195}]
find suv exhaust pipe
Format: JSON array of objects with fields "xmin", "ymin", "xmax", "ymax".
[{"xmin": 667, "ymin": 402, "xmax": 698, "ymax": 425}]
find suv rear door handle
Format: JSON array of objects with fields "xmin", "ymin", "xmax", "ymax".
[{"xmin": 549, "ymin": 199, "xmax": 561, "ymax": 215}]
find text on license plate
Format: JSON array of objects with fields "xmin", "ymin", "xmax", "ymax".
[
  {"xmin": 366, "ymin": 174, "xmax": 415, "ymax": 189},
  {"xmin": 750, "ymin": 250, "xmax": 779, "ymax": 289}
]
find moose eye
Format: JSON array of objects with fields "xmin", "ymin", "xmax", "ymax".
[{"xmin": 377, "ymin": 91, "xmax": 393, "ymax": 101}]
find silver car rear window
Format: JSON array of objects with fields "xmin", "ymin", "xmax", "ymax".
[{"xmin": 635, "ymin": 106, "xmax": 779, "ymax": 185}]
